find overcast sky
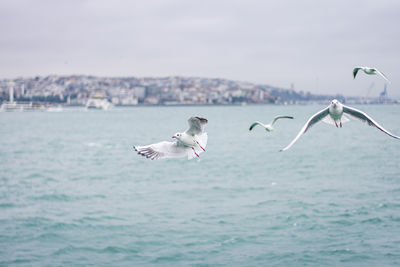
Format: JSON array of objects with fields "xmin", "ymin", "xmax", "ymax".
[{"xmin": 1, "ymin": 0, "xmax": 399, "ymax": 97}]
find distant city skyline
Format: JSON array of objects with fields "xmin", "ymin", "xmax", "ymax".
[{"xmin": 0, "ymin": 0, "xmax": 399, "ymax": 97}]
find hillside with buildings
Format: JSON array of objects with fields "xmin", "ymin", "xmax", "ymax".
[{"xmin": 0, "ymin": 75, "xmax": 362, "ymax": 106}]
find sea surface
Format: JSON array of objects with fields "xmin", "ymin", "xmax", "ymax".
[{"xmin": 1, "ymin": 104, "xmax": 400, "ymax": 266}]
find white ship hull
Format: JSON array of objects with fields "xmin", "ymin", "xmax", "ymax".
[{"xmin": 86, "ymin": 98, "xmax": 112, "ymax": 110}]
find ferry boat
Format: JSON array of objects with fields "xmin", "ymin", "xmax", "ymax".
[
  {"xmin": 86, "ymin": 93, "xmax": 112, "ymax": 110},
  {"xmin": 46, "ymin": 105, "xmax": 63, "ymax": 112},
  {"xmin": 0, "ymin": 85, "xmax": 43, "ymax": 111},
  {"xmin": 1, "ymin": 102, "xmax": 34, "ymax": 111}
]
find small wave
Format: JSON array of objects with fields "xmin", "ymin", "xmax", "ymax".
[
  {"xmin": 306, "ymin": 223, "xmax": 326, "ymax": 231},
  {"xmin": 389, "ymin": 188, "xmax": 400, "ymax": 193},
  {"xmin": 361, "ymin": 217, "xmax": 383, "ymax": 224},
  {"xmin": 85, "ymin": 142, "xmax": 102, "ymax": 147},
  {"xmin": 36, "ymin": 232, "xmax": 64, "ymax": 241},
  {"xmin": 1, "ymin": 258, "xmax": 35, "ymax": 265},
  {"xmin": 218, "ymin": 236, "xmax": 246, "ymax": 247},
  {"xmin": 321, "ymin": 248, "xmax": 354, "ymax": 256},
  {"xmin": 339, "ymin": 254, "xmax": 373, "ymax": 263},
  {"xmin": 266, "ymin": 224, "xmax": 286, "ymax": 230},
  {"xmin": 72, "ymin": 215, "xmax": 126, "ymax": 225},
  {"xmin": 329, "ymin": 219, "xmax": 354, "ymax": 226},
  {"xmin": 285, "ymin": 214, "xmax": 309, "ymax": 222},
  {"xmin": 21, "ymin": 217, "xmax": 53, "ymax": 227},
  {"xmin": 30, "ymin": 193, "xmax": 106, "ymax": 202},
  {"xmin": 256, "ymin": 199, "xmax": 278, "ymax": 206},
  {"xmin": 45, "ymin": 222, "xmax": 79, "ymax": 231},
  {"xmin": 54, "ymin": 245, "xmax": 137, "ymax": 256},
  {"xmin": 152, "ymin": 253, "xmax": 184, "ymax": 263},
  {"xmin": 25, "ymin": 173, "xmax": 43, "ymax": 179},
  {"xmin": 102, "ymin": 246, "xmax": 138, "ymax": 254},
  {"xmin": 88, "ymin": 176, "xmax": 107, "ymax": 181},
  {"xmin": 378, "ymin": 202, "xmax": 400, "ymax": 209},
  {"xmin": 100, "ymin": 215, "xmax": 125, "ymax": 221},
  {"xmin": 211, "ymin": 186, "xmax": 224, "ymax": 191},
  {"xmin": 31, "ymin": 194, "xmax": 71, "ymax": 202},
  {"xmin": 0, "ymin": 203, "xmax": 15, "ymax": 208},
  {"xmin": 53, "ymin": 245, "xmax": 83, "ymax": 255},
  {"xmin": 388, "ymin": 216, "xmax": 400, "ymax": 222},
  {"xmin": 248, "ymin": 186, "xmax": 266, "ymax": 191}
]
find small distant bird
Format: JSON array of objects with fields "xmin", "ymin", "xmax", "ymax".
[
  {"xmin": 249, "ymin": 115, "xmax": 294, "ymax": 132},
  {"xmin": 281, "ymin": 99, "xmax": 400, "ymax": 151},
  {"xmin": 133, "ymin": 116, "xmax": 208, "ymax": 160},
  {"xmin": 353, "ymin": 66, "xmax": 390, "ymax": 83}
]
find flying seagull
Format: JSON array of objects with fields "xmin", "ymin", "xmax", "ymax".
[
  {"xmin": 249, "ymin": 115, "xmax": 294, "ymax": 132},
  {"xmin": 133, "ymin": 116, "xmax": 208, "ymax": 160},
  {"xmin": 353, "ymin": 66, "xmax": 390, "ymax": 83},
  {"xmin": 281, "ymin": 99, "xmax": 400, "ymax": 151}
]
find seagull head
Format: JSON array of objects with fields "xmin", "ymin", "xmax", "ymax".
[
  {"xmin": 331, "ymin": 99, "xmax": 339, "ymax": 107},
  {"xmin": 172, "ymin": 133, "xmax": 182, "ymax": 139}
]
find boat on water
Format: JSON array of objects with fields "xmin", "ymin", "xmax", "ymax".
[
  {"xmin": 86, "ymin": 93, "xmax": 112, "ymax": 110},
  {"xmin": 0, "ymin": 85, "xmax": 49, "ymax": 111},
  {"xmin": 46, "ymin": 105, "xmax": 63, "ymax": 112},
  {"xmin": 1, "ymin": 102, "xmax": 33, "ymax": 111},
  {"xmin": 1, "ymin": 102, "xmax": 60, "ymax": 112}
]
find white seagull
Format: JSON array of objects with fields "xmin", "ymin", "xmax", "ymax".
[
  {"xmin": 249, "ymin": 115, "xmax": 294, "ymax": 132},
  {"xmin": 353, "ymin": 66, "xmax": 390, "ymax": 83},
  {"xmin": 281, "ymin": 99, "xmax": 400, "ymax": 151},
  {"xmin": 133, "ymin": 116, "xmax": 208, "ymax": 160}
]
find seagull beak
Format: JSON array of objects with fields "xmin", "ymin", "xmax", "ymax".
[{"xmin": 172, "ymin": 136, "xmax": 176, "ymax": 139}]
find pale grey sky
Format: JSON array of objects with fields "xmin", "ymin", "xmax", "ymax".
[{"xmin": 1, "ymin": 0, "xmax": 399, "ymax": 96}]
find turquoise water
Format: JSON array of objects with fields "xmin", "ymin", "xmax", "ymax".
[{"xmin": 1, "ymin": 105, "xmax": 400, "ymax": 266}]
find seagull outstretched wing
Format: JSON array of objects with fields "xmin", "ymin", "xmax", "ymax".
[
  {"xmin": 186, "ymin": 117, "xmax": 208, "ymax": 135},
  {"xmin": 249, "ymin": 121, "xmax": 265, "ymax": 131},
  {"xmin": 271, "ymin": 115, "xmax": 294, "ymax": 126},
  {"xmin": 375, "ymin": 69, "xmax": 390, "ymax": 83},
  {"xmin": 353, "ymin": 67, "xmax": 363, "ymax": 79},
  {"xmin": 133, "ymin": 141, "xmax": 192, "ymax": 160},
  {"xmin": 280, "ymin": 107, "xmax": 329, "ymax": 151},
  {"xmin": 343, "ymin": 105, "xmax": 400, "ymax": 139}
]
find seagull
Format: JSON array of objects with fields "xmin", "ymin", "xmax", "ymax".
[
  {"xmin": 353, "ymin": 66, "xmax": 390, "ymax": 83},
  {"xmin": 281, "ymin": 99, "xmax": 400, "ymax": 151},
  {"xmin": 133, "ymin": 116, "xmax": 208, "ymax": 160},
  {"xmin": 249, "ymin": 115, "xmax": 294, "ymax": 132}
]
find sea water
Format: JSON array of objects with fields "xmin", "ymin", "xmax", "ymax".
[{"xmin": 1, "ymin": 105, "xmax": 400, "ymax": 266}]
